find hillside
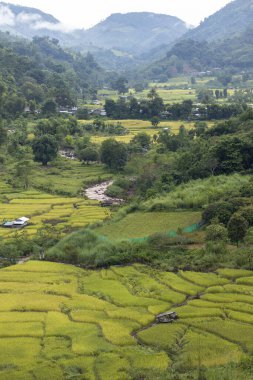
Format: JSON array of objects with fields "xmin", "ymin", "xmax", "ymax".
[
  {"xmin": 0, "ymin": 32, "xmax": 105, "ymax": 113},
  {"xmin": 143, "ymin": 26, "xmax": 253, "ymax": 80},
  {"xmin": 187, "ymin": 0, "xmax": 253, "ymax": 41},
  {"xmin": 83, "ymin": 12, "xmax": 189, "ymax": 54}
]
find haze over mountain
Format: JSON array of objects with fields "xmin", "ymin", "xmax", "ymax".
[
  {"xmin": 0, "ymin": 3, "xmax": 189, "ymax": 53},
  {"xmin": 1, "ymin": 0, "xmax": 253, "ymax": 72}
]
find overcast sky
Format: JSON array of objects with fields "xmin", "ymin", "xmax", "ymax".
[{"xmin": 4, "ymin": 0, "xmax": 232, "ymax": 29}]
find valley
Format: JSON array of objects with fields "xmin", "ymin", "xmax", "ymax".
[{"xmin": 0, "ymin": 0, "xmax": 252, "ymax": 379}]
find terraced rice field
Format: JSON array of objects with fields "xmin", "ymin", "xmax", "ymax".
[
  {"xmin": 0, "ymin": 262, "xmax": 253, "ymax": 378},
  {"xmin": 31, "ymin": 160, "xmax": 111, "ymax": 196},
  {"xmin": 0, "ymin": 183, "xmax": 110, "ymax": 240}
]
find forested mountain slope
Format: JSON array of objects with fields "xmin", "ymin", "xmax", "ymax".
[
  {"xmin": 0, "ymin": 32, "xmax": 105, "ymax": 116},
  {"xmin": 143, "ymin": 27, "xmax": 253, "ymax": 80},
  {"xmin": 83, "ymin": 12, "xmax": 189, "ymax": 54},
  {"xmin": 187, "ymin": 0, "xmax": 253, "ymax": 41}
]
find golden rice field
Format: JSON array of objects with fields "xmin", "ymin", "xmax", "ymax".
[
  {"xmin": 80, "ymin": 119, "xmax": 206, "ymax": 144},
  {"xmin": 0, "ymin": 182, "xmax": 110, "ymax": 240},
  {"xmin": 0, "ymin": 262, "xmax": 253, "ymax": 378}
]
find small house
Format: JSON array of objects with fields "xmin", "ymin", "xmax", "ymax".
[
  {"xmin": 156, "ymin": 311, "xmax": 178, "ymax": 323},
  {"xmin": 13, "ymin": 217, "xmax": 30, "ymax": 227},
  {"xmin": 2, "ymin": 217, "xmax": 30, "ymax": 229}
]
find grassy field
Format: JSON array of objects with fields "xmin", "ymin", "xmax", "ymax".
[
  {"xmin": 95, "ymin": 211, "xmax": 201, "ymax": 240},
  {"xmin": 0, "ymin": 181, "xmax": 110, "ymax": 240},
  {"xmin": 0, "ymin": 261, "xmax": 253, "ymax": 378}
]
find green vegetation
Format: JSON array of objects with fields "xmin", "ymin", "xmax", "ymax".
[{"xmin": 95, "ymin": 211, "xmax": 200, "ymax": 240}]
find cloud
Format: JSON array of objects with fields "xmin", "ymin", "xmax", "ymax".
[
  {"xmin": 16, "ymin": 12, "xmax": 42, "ymax": 23},
  {"xmin": 32, "ymin": 20, "xmax": 75, "ymax": 33},
  {"xmin": 0, "ymin": 5, "xmax": 75, "ymax": 33},
  {"xmin": 0, "ymin": 5, "xmax": 15, "ymax": 25}
]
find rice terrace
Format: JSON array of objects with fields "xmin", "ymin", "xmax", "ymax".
[{"xmin": 1, "ymin": 261, "xmax": 253, "ymax": 379}]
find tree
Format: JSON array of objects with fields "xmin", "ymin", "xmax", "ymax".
[
  {"xmin": 78, "ymin": 147, "xmax": 98, "ymax": 164},
  {"xmin": 195, "ymin": 122, "xmax": 208, "ymax": 137},
  {"xmin": 4, "ymin": 94, "xmax": 26, "ymax": 117},
  {"xmin": 100, "ymin": 139, "xmax": 128, "ymax": 171},
  {"xmin": 148, "ymin": 89, "xmax": 164, "ymax": 117},
  {"xmin": 197, "ymin": 89, "xmax": 214, "ymax": 104},
  {"xmin": 14, "ymin": 159, "xmax": 34, "ymax": 189},
  {"xmin": 76, "ymin": 107, "xmax": 89, "ymax": 120},
  {"xmin": 112, "ymin": 77, "xmax": 128, "ymax": 95},
  {"xmin": 130, "ymin": 133, "xmax": 151, "ymax": 152},
  {"xmin": 32, "ymin": 135, "xmax": 58, "ymax": 166},
  {"xmin": 41, "ymin": 99, "xmax": 57, "ymax": 116},
  {"xmin": 151, "ymin": 116, "xmax": 160, "ymax": 127},
  {"xmin": 205, "ymin": 223, "xmax": 228, "ymax": 243},
  {"xmin": 227, "ymin": 214, "xmax": 249, "ymax": 245},
  {"xmin": 0, "ymin": 122, "xmax": 7, "ymax": 146},
  {"xmin": 215, "ymin": 90, "xmax": 220, "ymax": 99},
  {"xmin": 104, "ymin": 99, "xmax": 117, "ymax": 118}
]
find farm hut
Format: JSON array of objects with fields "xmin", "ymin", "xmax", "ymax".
[
  {"xmin": 2, "ymin": 216, "xmax": 30, "ymax": 229},
  {"xmin": 2, "ymin": 221, "xmax": 14, "ymax": 228},
  {"xmin": 13, "ymin": 217, "xmax": 30, "ymax": 227},
  {"xmin": 156, "ymin": 311, "xmax": 178, "ymax": 323}
]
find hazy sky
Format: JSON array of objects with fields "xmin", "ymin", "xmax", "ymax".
[{"xmin": 4, "ymin": 0, "xmax": 233, "ymax": 29}]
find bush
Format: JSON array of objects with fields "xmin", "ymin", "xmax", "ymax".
[
  {"xmin": 238, "ymin": 206, "xmax": 253, "ymax": 226},
  {"xmin": 205, "ymin": 223, "xmax": 228, "ymax": 242},
  {"xmin": 105, "ymin": 184, "xmax": 124, "ymax": 198}
]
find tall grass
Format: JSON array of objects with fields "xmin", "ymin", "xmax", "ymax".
[{"xmin": 144, "ymin": 174, "xmax": 251, "ymax": 211}]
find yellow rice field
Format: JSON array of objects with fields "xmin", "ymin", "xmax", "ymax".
[{"xmin": 0, "ymin": 261, "xmax": 252, "ymax": 378}]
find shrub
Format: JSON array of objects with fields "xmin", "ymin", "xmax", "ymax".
[
  {"xmin": 238, "ymin": 206, "xmax": 253, "ymax": 226},
  {"xmin": 205, "ymin": 223, "xmax": 228, "ymax": 243},
  {"xmin": 105, "ymin": 184, "xmax": 124, "ymax": 198}
]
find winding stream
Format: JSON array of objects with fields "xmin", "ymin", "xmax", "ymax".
[{"xmin": 84, "ymin": 181, "xmax": 122, "ymax": 204}]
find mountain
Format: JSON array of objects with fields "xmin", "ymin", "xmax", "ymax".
[
  {"xmin": 187, "ymin": 0, "xmax": 253, "ymax": 42},
  {"xmin": 142, "ymin": 26, "xmax": 253, "ymax": 81},
  {"xmin": 83, "ymin": 12, "xmax": 190, "ymax": 54},
  {"xmin": 0, "ymin": 2, "xmax": 67, "ymax": 38}
]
